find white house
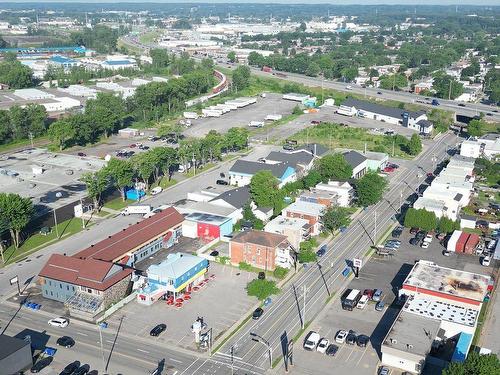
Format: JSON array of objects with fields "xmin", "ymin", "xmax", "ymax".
[
  {"xmin": 264, "ymin": 216, "xmax": 312, "ymax": 250},
  {"xmin": 228, "ymin": 160, "xmax": 297, "ymax": 188},
  {"xmin": 413, "ymin": 197, "xmax": 461, "ymax": 221},
  {"xmin": 314, "ymin": 181, "xmax": 354, "ymax": 207},
  {"xmin": 343, "ymin": 151, "xmax": 368, "ymax": 179}
]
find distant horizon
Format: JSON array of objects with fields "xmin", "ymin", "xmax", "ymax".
[{"xmin": 1, "ymin": 0, "xmax": 500, "ymax": 5}]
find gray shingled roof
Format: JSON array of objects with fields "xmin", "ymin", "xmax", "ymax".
[
  {"xmin": 229, "ymin": 160, "xmax": 293, "ymax": 179},
  {"xmin": 417, "ymin": 119, "xmax": 433, "ymax": 128},
  {"xmin": 343, "ymin": 98, "xmax": 426, "ymax": 119},
  {"xmin": 296, "ymin": 143, "xmax": 329, "ymax": 156},
  {"xmin": 265, "ymin": 151, "xmax": 314, "ymax": 168},
  {"xmin": 343, "ymin": 150, "xmax": 367, "ymax": 168},
  {"xmin": 211, "ymin": 186, "xmax": 250, "ymax": 209}
]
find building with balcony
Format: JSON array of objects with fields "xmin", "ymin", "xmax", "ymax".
[{"xmin": 264, "ymin": 216, "xmax": 312, "ymax": 249}]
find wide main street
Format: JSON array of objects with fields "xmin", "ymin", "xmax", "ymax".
[{"xmin": 213, "ymin": 131, "xmax": 459, "ymax": 373}]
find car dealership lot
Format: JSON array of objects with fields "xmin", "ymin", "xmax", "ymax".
[{"xmin": 292, "ymin": 227, "xmax": 494, "ymax": 375}]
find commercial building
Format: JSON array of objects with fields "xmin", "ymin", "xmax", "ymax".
[
  {"xmin": 0, "ymin": 334, "xmax": 33, "ymax": 375},
  {"xmin": 38, "ymin": 207, "xmax": 184, "ymax": 315},
  {"xmin": 382, "ymin": 261, "xmax": 492, "ymax": 374},
  {"xmin": 298, "ymin": 189, "xmax": 338, "ymax": 208},
  {"xmin": 136, "ymin": 253, "xmax": 209, "ymax": 305},
  {"xmin": 182, "ymin": 212, "xmax": 233, "ymax": 241},
  {"xmin": 230, "ymin": 230, "xmax": 295, "ymax": 270},
  {"xmin": 343, "ymin": 150, "xmax": 368, "ymax": 178},
  {"xmin": 314, "ymin": 180, "xmax": 354, "ymax": 207},
  {"xmin": 362, "ymin": 150, "xmax": 389, "ymax": 171},
  {"xmin": 264, "ymin": 216, "xmax": 312, "ymax": 249},
  {"xmin": 282, "ymin": 200, "xmax": 325, "ymax": 235},
  {"xmin": 337, "ymin": 98, "xmax": 432, "ymax": 134},
  {"xmin": 460, "ymin": 134, "xmax": 500, "ymax": 160},
  {"xmin": 229, "ymin": 160, "xmax": 296, "ymax": 188},
  {"xmin": 49, "ymin": 55, "xmax": 79, "ymax": 69}
]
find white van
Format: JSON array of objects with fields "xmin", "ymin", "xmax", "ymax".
[
  {"xmin": 303, "ymin": 331, "xmax": 320, "ymax": 351},
  {"xmin": 356, "ymin": 295, "xmax": 369, "ymax": 309}
]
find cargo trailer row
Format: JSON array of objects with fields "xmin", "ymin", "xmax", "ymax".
[
  {"xmin": 201, "ymin": 97, "xmax": 257, "ymax": 117},
  {"xmin": 446, "ymin": 230, "xmax": 480, "ymax": 254}
]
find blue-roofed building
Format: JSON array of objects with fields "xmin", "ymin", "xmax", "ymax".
[
  {"xmin": 229, "ymin": 160, "xmax": 297, "ymax": 188},
  {"xmin": 136, "ymin": 253, "xmax": 209, "ymax": 305},
  {"xmin": 49, "ymin": 55, "xmax": 79, "ymax": 69},
  {"xmin": 451, "ymin": 332, "xmax": 473, "ymax": 363}
]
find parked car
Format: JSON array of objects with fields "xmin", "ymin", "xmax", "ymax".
[
  {"xmin": 210, "ymin": 250, "xmax": 219, "ymax": 257},
  {"xmin": 252, "ymin": 307, "xmax": 264, "ymax": 320},
  {"xmin": 216, "ymin": 179, "xmax": 229, "ymax": 185},
  {"xmin": 379, "ymin": 366, "xmax": 391, "ymax": 375},
  {"xmin": 372, "ymin": 289, "xmax": 383, "ymax": 302},
  {"xmin": 77, "ymin": 152, "xmax": 87, "ymax": 157},
  {"xmin": 326, "ymin": 344, "xmax": 339, "ymax": 356},
  {"xmin": 363, "ymin": 289, "xmax": 374, "ymax": 300},
  {"xmin": 375, "ymin": 301, "xmax": 385, "ymax": 311},
  {"xmin": 56, "ymin": 336, "xmax": 75, "ymax": 348},
  {"xmin": 437, "ymin": 232, "xmax": 447, "ymax": 241},
  {"xmin": 356, "ymin": 295, "xmax": 369, "ymax": 309},
  {"xmin": 410, "ymin": 227, "xmax": 419, "ymax": 235},
  {"xmin": 60, "ymin": 362, "xmax": 80, "ymax": 375},
  {"xmin": 335, "ymin": 330, "xmax": 348, "ymax": 344},
  {"xmin": 421, "ymin": 241, "xmax": 430, "ymax": 249},
  {"xmin": 150, "ymin": 324, "xmax": 167, "ymax": 337},
  {"xmin": 383, "ymin": 166, "xmax": 395, "ymax": 173},
  {"xmin": 150, "ymin": 186, "xmax": 162, "ymax": 195},
  {"xmin": 303, "ymin": 331, "xmax": 320, "ymax": 350},
  {"xmin": 48, "ymin": 317, "xmax": 69, "ymax": 328},
  {"xmin": 392, "ymin": 226, "xmax": 403, "ymax": 238},
  {"xmin": 346, "ymin": 331, "xmax": 357, "ymax": 345},
  {"xmin": 317, "ymin": 338, "xmax": 329, "ymax": 353},
  {"xmin": 423, "ymin": 234, "xmax": 433, "ymax": 243},
  {"xmin": 482, "ymin": 256, "xmax": 491, "ymax": 267},
  {"xmin": 316, "ymin": 246, "xmax": 326, "ymax": 257},
  {"xmin": 31, "ymin": 357, "xmax": 53, "ymax": 373},
  {"xmin": 415, "ymin": 231, "xmax": 427, "ymax": 240},
  {"xmin": 409, "ymin": 238, "xmax": 420, "ymax": 246},
  {"xmin": 73, "ymin": 364, "xmax": 90, "ymax": 375},
  {"xmin": 311, "ymin": 120, "xmax": 321, "ymax": 125},
  {"xmin": 258, "ymin": 272, "xmax": 266, "ymax": 280},
  {"xmin": 356, "ymin": 335, "xmax": 370, "ymax": 347},
  {"xmin": 377, "ymin": 91, "xmax": 382, "ymax": 95}
]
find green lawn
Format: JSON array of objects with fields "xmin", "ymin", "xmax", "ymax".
[
  {"xmin": 139, "ymin": 30, "xmax": 162, "ymax": 44},
  {"xmin": 1, "ymin": 218, "xmax": 89, "ymax": 266},
  {"xmin": 291, "ymin": 123, "xmax": 413, "ymax": 158},
  {"xmin": 0, "ymin": 136, "xmax": 49, "ymax": 153},
  {"xmin": 152, "ymin": 178, "xmax": 178, "ymax": 189},
  {"xmin": 103, "ymin": 197, "xmax": 134, "ymax": 211}
]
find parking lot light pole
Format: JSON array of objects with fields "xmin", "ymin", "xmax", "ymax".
[
  {"xmin": 302, "ymin": 285, "xmax": 308, "ymax": 329},
  {"xmin": 250, "ymin": 332, "xmax": 272, "ymax": 367}
]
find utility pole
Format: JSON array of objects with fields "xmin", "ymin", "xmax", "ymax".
[
  {"xmin": 230, "ymin": 346, "xmax": 234, "ymax": 375},
  {"xmin": 28, "ymin": 132, "xmax": 34, "ymax": 148},
  {"xmin": 448, "ymin": 79, "xmax": 452, "ymax": 100},
  {"xmin": 250, "ymin": 333, "xmax": 272, "ymax": 367},
  {"xmin": 399, "ymin": 191, "xmax": 403, "ymax": 214},
  {"xmin": 373, "ymin": 210, "xmax": 377, "ymax": 245},
  {"xmin": 392, "ymin": 74, "xmax": 396, "ymax": 91},
  {"xmin": 80, "ymin": 197, "xmax": 86, "ymax": 229},
  {"xmin": 392, "ymin": 137, "xmax": 395, "ymax": 157},
  {"xmin": 53, "ymin": 209, "xmax": 59, "ymax": 239},
  {"xmin": 98, "ymin": 325, "xmax": 106, "ymax": 373},
  {"xmin": 302, "ymin": 285, "xmax": 307, "ymax": 329}
]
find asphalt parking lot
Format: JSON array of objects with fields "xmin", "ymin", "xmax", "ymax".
[
  {"xmin": 292, "ymin": 227, "xmax": 495, "ymax": 375},
  {"xmin": 184, "ymin": 93, "xmax": 298, "ymax": 138},
  {"xmin": 106, "ymin": 262, "xmax": 257, "ymax": 352}
]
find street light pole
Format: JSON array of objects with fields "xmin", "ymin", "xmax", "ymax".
[
  {"xmin": 302, "ymin": 285, "xmax": 307, "ymax": 329},
  {"xmin": 250, "ymin": 332, "xmax": 272, "ymax": 367},
  {"xmin": 53, "ymin": 209, "xmax": 59, "ymax": 239},
  {"xmin": 98, "ymin": 325, "xmax": 106, "ymax": 373}
]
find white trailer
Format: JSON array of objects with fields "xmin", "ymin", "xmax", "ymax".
[
  {"xmin": 248, "ymin": 121, "xmax": 265, "ymax": 128},
  {"xmin": 202, "ymin": 108, "xmax": 223, "ymax": 117},
  {"xmin": 121, "ymin": 205, "xmax": 152, "ymax": 216},
  {"xmin": 216, "ymin": 104, "xmax": 234, "ymax": 112},
  {"xmin": 223, "ymin": 101, "xmax": 239, "ymax": 110},
  {"xmin": 265, "ymin": 114, "xmax": 282, "ymax": 121},
  {"xmin": 283, "ymin": 93, "xmax": 310, "ymax": 102},
  {"xmin": 183, "ymin": 112, "xmax": 199, "ymax": 120},
  {"xmin": 213, "ymin": 104, "xmax": 231, "ymax": 113},
  {"xmin": 446, "ymin": 230, "xmax": 462, "ymax": 252}
]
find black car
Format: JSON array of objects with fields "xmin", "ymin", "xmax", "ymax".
[
  {"xmin": 415, "ymin": 231, "xmax": 427, "ymax": 240},
  {"xmin": 210, "ymin": 250, "xmax": 219, "ymax": 257},
  {"xmin": 56, "ymin": 336, "xmax": 75, "ymax": 348},
  {"xmin": 391, "ymin": 226, "xmax": 403, "ymax": 238},
  {"xmin": 458, "ymin": 103, "xmax": 466, "ymax": 107},
  {"xmin": 409, "ymin": 238, "xmax": 420, "ymax": 246},
  {"xmin": 258, "ymin": 271, "xmax": 266, "ymax": 280},
  {"xmin": 216, "ymin": 179, "xmax": 229, "ymax": 185},
  {"xmin": 252, "ymin": 307, "xmax": 264, "ymax": 320},
  {"xmin": 150, "ymin": 323, "xmax": 167, "ymax": 337},
  {"xmin": 326, "ymin": 344, "xmax": 339, "ymax": 356},
  {"xmin": 60, "ymin": 361, "xmax": 80, "ymax": 375},
  {"xmin": 357, "ymin": 335, "xmax": 370, "ymax": 347},
  {"xmin": 73, "ymin": 364, "xmax": 90, "ymax": 375},
  {"xmin": 316, "ymin": 247, "xmax": 326, "ymax": 257},
  {"xmin": 346, "ymin": 331, "xmax": 357, "ymax": 345},
  {"xmin": 377, "ymin": 91, "xmax": 382, "ymax": 95},
  {"xmin": 31, "ymin": 357, "xmax": 53, "ymax": 373}
]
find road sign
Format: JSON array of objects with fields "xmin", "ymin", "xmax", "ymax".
[
  {"xmin": 353, "ymin": 258, "xmax": 362, "ymax": 268},
  {"xmin": 9, "ymin": 276, "xmax": 18, "ymax": 285}
]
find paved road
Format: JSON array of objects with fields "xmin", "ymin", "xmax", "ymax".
[{"xmin": 213, "ymin": 132, "xmax": 459, "ymax": 374}]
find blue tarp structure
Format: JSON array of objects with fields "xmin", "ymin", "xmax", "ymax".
[
  {"xmin": 126, "ymin": 189, "xmax": 145, "ymax": 201},
  {"xmin": 451, "ymin": 332, "xmax": 472, "ymax": 363}
]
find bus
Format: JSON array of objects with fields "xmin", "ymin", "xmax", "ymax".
[{"xmin": 342, "ymin": 289, "xmax": 362, "ymax": 311}]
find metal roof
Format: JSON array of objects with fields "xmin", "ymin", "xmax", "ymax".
[
  {"xmin": 229, "ymin": 160, "xmax": 294, "ymax": 179},
  {"xmin": 342, "ymin": 98, "xmax": 426, "ymax": 119},
  {"xmin": 342, "ymin": 150, "xmax": 367, "ymax": 168},
  {"xmin": 210, "ymin": 186, "xmax": 250, "ymax": 209}
]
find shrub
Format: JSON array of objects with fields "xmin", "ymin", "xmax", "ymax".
[
  {"xmin": 273, "ymin": 266, "xmax": 289, "ymax": 280},
  {"xmin": 246, "ymin": 279, "xmax": 280, "ymax": 300},
  {"xmin": 239, "ymin": 262, "xmax": 253, "ymax": 271}
]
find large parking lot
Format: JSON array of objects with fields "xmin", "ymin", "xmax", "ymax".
[
  {"xmin": 292, "ymin": 227, "xmax": 495, "ymax": 375},
  {"xmin": 106, "ymin": 261, "xmax": 257, "ymax": 352},
  {"xmin": 184, "ymin": 93, "xmax": 298, "ymax": 138}
]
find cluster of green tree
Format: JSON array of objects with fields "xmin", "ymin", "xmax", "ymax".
[
  {"xmin": 460, "ymin": 59, "xmax": 481, "ymax": 80},
  {"xmin": 246, "ymin": 278, "xmax": 280, "ymax": 300},
  {"xmin": 467, "ymin": 119, "xmax": 489, "ymax": 137},
  {"xmin": 0, "ymin": 104, "xmax": 47, "ymax": 145},
  {"xmin": 231, "ymin": 65, "xmax": 251, "ymax": 92},
  {"xmin": 0, "ymin": 193, "xmax": 34, "ymax": 251},
  {"xmin": 442, "ymin": 351, "xmax": 500, "ymax": 375},
  {"xmin": 0, "ymin": 53, "xmax": 35, "ymax": 89},
  {"xmin": 484, "ymin": 68, "xmax": 500, "ymax": 104},
  {"xmin": 234, "ymin": 202, "xmax": 264, "ymax": 231},
  {"xmin": 354, "ymin": 172, "xmax": 388, "ymax": 207},
  {"xmin": 172, "ymin": 19, "xmax": 192, "ymax": 30},
  {"xmin": 378, "ymin": 74, "xmax": 408, "ymax": 91},
  {"xmin": 404, "ymin": 208, "xmax": 460, "ymax": 233},
  {"xmin": 432, "ymin": 73, "xmax": 464, "ymax": 100},
  {"xmin": 44, "ymin": 65, "xmax": 140, "ymax": 87},
  {"xmin": 474, "ymin": 158, "xmax": 500, "ymax": 187},
  {"xmin": 82, "ymin": 127, "xmax": 249, "ymax": 209},
  {"xmin": 70, "ymin": 25, "xmax": 121, "ymax": 54}
]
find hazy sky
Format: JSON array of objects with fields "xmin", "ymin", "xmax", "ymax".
[{"xmin": 2, "ymin": 0, "xmax": 500, "ymax": 4}]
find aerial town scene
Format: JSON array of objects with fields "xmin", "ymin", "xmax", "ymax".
[{"xmin": 0, "ymin": 1, "xmax": 498, "ymax": 374}]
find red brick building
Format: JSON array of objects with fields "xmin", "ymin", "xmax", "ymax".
[{"xmin": 229, "ymin": 230, "xmax": 295, "ymax": 271}]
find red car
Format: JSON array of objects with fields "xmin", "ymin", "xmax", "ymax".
[
  {"xmin": 427, "ymin": 172, "xmax": 434, "ymax": 177},
  {"xmin": 129, "ymin": 144, "xmax": 137, "ymax": 148},
  {"xmin": 311, "ymin": 120, "xmax": 320, "ymax": 125},
  {"xmin": 383, "ymin": 167, "xmax": 395, "ymax": 173},
  {"xmin": 363, "ymin": 289, "xmax": 374, "ymax": 300}
]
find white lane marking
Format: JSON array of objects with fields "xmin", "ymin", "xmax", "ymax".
[
  {"xmin": 169, "ymin": 358, "xmax": 183, "ymax": 364},
  {"xmin": 137, "ymin": 348, "xmax": 150, "ymax": 353},
  {"xmin": 76, "ymin": 331, "xmax": 88, "ymax": 336}
]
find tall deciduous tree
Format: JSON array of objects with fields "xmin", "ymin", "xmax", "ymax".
[
  {"xmin": 82, "ymin": 170, "xmax": 109, "ymax": 210},
  {"xmin": 407, "ymin": 134, "xmax": 423, "ymax": 155},
  {"xmin": 250, "ymin": 170, "xmax": 282, "ymax": 213},
  {"xmin": 227, "ymin": 51, "xmax": 236, "ymax": 63},
  {"xmin": 355, "ymin": 172, "xmax": 388, "ymax": 207},
  {"xmin": 403, "ymin": 208, "xmax": 438, "ymax": 231},
  {"xmin": 232, "ymin": 65, "xmax": 251, "ymax": 92},
  {"xmin": 48, "ymin": 119, "xmax": 76, "ymax": 150},
  {"xmin": 85, "ymin": 93, "xmax": 125, "ymax": 138},
  {"xmin": 315, "ymin": 153, "xmax": 353, "ymax": 182},
  {"xmin": 105, "ymin": 158, "xmax": 135, "ymax": 201},
  {"xmin": 443, "ymin": 352, "xmax": 500, "ymax": 375},
  {"xmin": 322, "ymin": 206, "xmax": 351, "ymax": 234},
  {"xmin": 0, "ymin": 193, "xmax": 34, "ymax": 249}
]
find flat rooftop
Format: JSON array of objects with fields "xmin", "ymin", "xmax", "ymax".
[
  {"xmin": 403, "ymin": 261, "xmax": 491, "ymax": 303},
  {"xmin": 404, "ymin": 296, "xmax": 478, "ymax": 327},
  {"xmin": 383, "ymin": 310, "xmax": 440, "ymax": 357}
]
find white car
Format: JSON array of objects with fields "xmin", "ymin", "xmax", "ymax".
[
  {"xmin": 335, "ymin": 330, "xmax": 348, "ymax": 344},
  {"xmin": 421, "ymin": 241, "xmax": 430, "ymax": 249},
  {"xmin": 356, "ymin": 295, "xmax": 369, "ymax": 309},
  {"xmin": 151, "ymin": 186, "xmax": 163, "ymax": 195},
  {"xmin": 48, "ymin": 317, "xmax": 69, "ymax": 328},
  {"xmin": 423, "ymin": 235, "xmax": 433, "ymax": 243},
  {"xmin": 303, "ymin": 331, "xmax": 320, "ymax": 350},
  {"xmin": 482, "ymin": 256, "xmax": 491, "ymax": 267},
  {"xmin": 345, "ymin": 85, "xmax": 353, "ymax": 90},
  {"xmin": 317, "ymin": 338, "xmax": 329, "ymax": 354}
]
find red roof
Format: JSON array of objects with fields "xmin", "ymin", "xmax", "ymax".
[
  {"xmin": 38, "ymin": 207, "xmax": 184, "ymax": 291},
  {"xmin": 75, "ymin": 207, "xmax": 184, "ymax": 262},
  {"xmin": 39, "ymin": 254, "xmax": 132, "ymax": 291}
]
